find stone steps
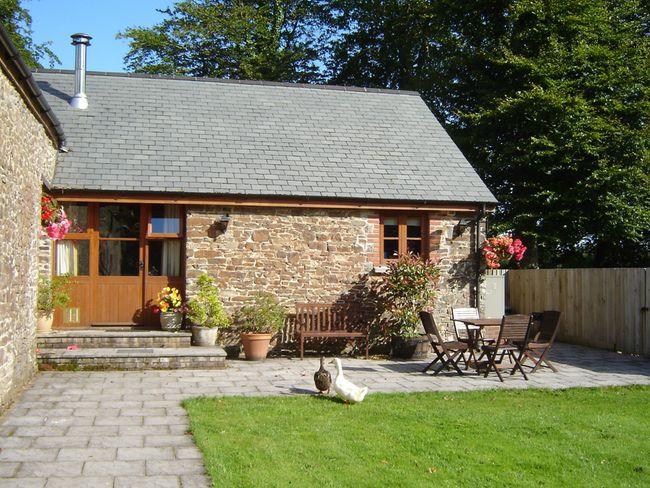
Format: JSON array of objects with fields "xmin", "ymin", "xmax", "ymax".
[
  {"xmin": 37, "ymin": 346, "xmax": 227, "ymax": 370},
  {"xmin": 38, "ymin": 329, "xmax": 192, "ymax": 349}
]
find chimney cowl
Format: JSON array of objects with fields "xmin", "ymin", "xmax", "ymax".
[{"xmin": 69, "ymin": 33, "xmax": 92, "ymax": 109}]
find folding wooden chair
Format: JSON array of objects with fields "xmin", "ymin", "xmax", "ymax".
[
  {"xmin": 451, "ymin": 307, "xmax": 481, "ymax": 342},
  {"xmin": 521, "ymin": 311, "xmax": 561, "ymax": 373},
  {"xmin": 419, "ymin": 311, "xmax": 469, "ymax": 375},
  {"xmin": 480, "ymin": 314, "xmax": 533, "ymax": 382}
]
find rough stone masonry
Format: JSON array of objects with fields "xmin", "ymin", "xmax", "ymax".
[
  {"xmin": 185, "ymin": 206, "xmax": 483, "ymax": 340},
  {"xmin": 0, "ymin": 67, "xmax": 57, "ymax": 412}
]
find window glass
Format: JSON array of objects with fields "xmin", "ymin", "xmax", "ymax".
[
  {"xmin": 151, "ymin": 205, "xmax": 181, "ymax": 235},
  {"xmin": 99, "ymin": 204, "xmax": 140, "ymax": 238},
  {"xmin": 55, "ymin": 240, "xmax": 89, "ymax": 276},
  {"xmin": 383, "ymin": 217, "xmax": 398, "ymax": 238},
  {"xmin": 406, "ymin": 217, "xmax": 421, "ymax": 238},
  {"xmin": 383, "ymin": 240, "xmax": 399, "ymax": 260},
  {"xmin": 148, "ymin": 240, "xmax": 181, "ymax": 276},
  {"xmin": 407, "ymin": 240, "xmax": 422, "ymax": 256},
  {"xmin": 63, "ymin": 203, "xmax": 88, "ymax": 232},
  {"xmin": 99, "ymin": 241, "xmax": 140, "ymax": 276}
]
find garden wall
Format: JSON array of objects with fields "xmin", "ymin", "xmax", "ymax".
[
  {"xmin": 185, "ymin": 206, "xmax": 482, "ymax": 342},
  {"xmin": 0, "ymin": 68, "xmax": 57, "ymax": 411}
]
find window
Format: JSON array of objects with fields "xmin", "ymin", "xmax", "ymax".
[
  {"xmin": 62, "ymin": 203, "xmax": 88, "ymax": 233},
  {"xmin": 55, "ymin": 240, "xmax": 90, "ymax": 276},
  {"xmin": 149, "ymin": 205, "xmax": 181, "ymax": 236},
  {"xmin": 148, "ymin": 240, "xmax": 182, "ymax": 276},
  {"xmin": 380, "ymin": 215, "xmax": 426, "ymax": 262}
]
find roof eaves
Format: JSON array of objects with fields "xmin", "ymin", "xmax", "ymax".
[{"xmin": 0, "ymin": 25, "xmax": 66, "ymax": 150}]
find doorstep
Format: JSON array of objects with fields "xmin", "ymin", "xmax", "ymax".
[
  {"xmin": 37, "ymin": 346, "xmax": 227, "ymax": 370},
  {"xmin": 38, "ymin": 329, "xmax": 193, "ymax": 349}
]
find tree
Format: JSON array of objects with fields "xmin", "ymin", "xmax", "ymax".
[
  {"xmin": 326, "ymin": 0, "xmax": 649, "ymax": 267},
  {"xmin": 118, "ymin": 0, "xmax": 327, "ymax": 82},
  {"xmin": 0, "ymin": 0, "xmax": 58, "ymax": 68}
]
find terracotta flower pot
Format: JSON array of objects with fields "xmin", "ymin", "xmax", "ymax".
[
  {"xmin": 36, "ymin": 314, "xmax": 53, "ymax": 333},
  {"xmin": 240, "ymin": 333, "xmax": 273, "ymax": 360}
]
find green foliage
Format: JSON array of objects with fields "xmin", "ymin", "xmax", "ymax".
[
  {"xmin": 36, "ymin": 275, "xmax": 70, "ymax": 317},
  {"xmin": 118, "ymin": 0, "xmax": 326, "ymax": 82},
  {"xmin": 234, "ymin": 292, "xmax": 286, "ymax": 333},
  {"xmin": 326, "ymin": 0, "xmax": 650, "ymax": 267},
  {"xmin": 184, "ymin": 386, "xmax": 650, "ymax": 486},
  {"xmin": 380, "ymin": 253, "xmax": 440, "ymax": 337},
  {"xmin": 187, "ymin": 273, "xmax": 230, "ymax": 328},
  {"xmin": 0, "ymin": 0, "xmax": 59, "ymax": 68}
]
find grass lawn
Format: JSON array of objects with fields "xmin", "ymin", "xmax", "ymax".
[{"xmin": 183, "ymin": 386, "xmax": 649, "ymax": 487}]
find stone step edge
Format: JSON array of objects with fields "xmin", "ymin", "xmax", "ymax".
[
  {"xmin": 38, "ymin": 330, "xmax": 192, "ymax": 339},
  {"xmin": 37, "ymin": 346, "xmax": 226, "ymax": 359}
]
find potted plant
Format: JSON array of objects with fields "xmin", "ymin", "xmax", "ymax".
[
  {"xmin": 36, "ymin": 275, "xmax": 70, "ymax": 332},
  {"xmin": 187, "ymin": 273, "xmax": 230, "ymax": 346},
  {"xmin": 380, "ymin": 253, "xmax": 440, "ymax": 359},
  {"xmin": 234, "ymin": 293, "xmax": 286, "ymax": 360},
  {"xmin": 154, "ymin": 286, "xmax": 187, "ymax": 332}
]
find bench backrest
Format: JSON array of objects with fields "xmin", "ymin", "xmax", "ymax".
[{"xmin": 295, "ymin": 303, "xmax": 363, "ymax": 332}]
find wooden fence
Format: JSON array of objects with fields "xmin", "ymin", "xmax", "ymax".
[{"xmin": 507, "ymin": 268, "xmax": 649, "ymax": 356}]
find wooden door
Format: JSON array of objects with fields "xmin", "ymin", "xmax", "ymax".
[
  {"xmin": 52, "ymin": 203, "xmax": 185, "ymax": 328},
  {"xmin": 141, "ymin": 204, "xmax": 185, "ymax": 326},
  {"xmin": 91, "ymin": 203, "xmax": 145, "ymax": 325}
]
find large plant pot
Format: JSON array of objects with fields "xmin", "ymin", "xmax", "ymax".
[
  {"xmin": 160, "ymin": 311, "xmax": 183, "ymax": 332},
  {"xmin": 36, "ymin": 314, "xmax": 53, "ymax": 333},
  {"xmin": 192, "ymin": 326, "xmax": 218, "ymax": 346},
  {"xmin": 390, "ymin": 336, "xmax": 430, "ymax": 360},
  {"xmin": 240, "ymin": 333, "xmax": 273, "ymax": 361}
]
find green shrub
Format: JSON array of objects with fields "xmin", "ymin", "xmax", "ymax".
[
  {"xmin": 187, "ymin": 273, "xmax": 230, "ymax": 329},
  {"xmin": 234, "ymin": 293, "xmax": 286, "ymax": 334},
  {"xmin": 381, "ymin": 253, "xmax": 440, "ymax": 337},
  {"xmin": 36, "ymin": 275, "xmax": 71, "ymax": 317}
]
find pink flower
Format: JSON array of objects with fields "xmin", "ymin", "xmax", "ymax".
[{"xmin": 66, "ymin": 345, "xmax": 79, "ymax": 350}]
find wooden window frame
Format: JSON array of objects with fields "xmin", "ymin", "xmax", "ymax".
[
  {"xmin": 379, "ymin": 214, "xmax": 429, "ymax": 264},
  {"xmin": 146, "ymin": 204, "xmax": 184, "ymax": 239}
]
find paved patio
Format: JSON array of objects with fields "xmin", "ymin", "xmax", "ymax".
[{"xmin": 1, "ymin": 343, "xmax": 648, "ymax": 487}]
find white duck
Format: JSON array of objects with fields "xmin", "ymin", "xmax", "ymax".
[{"xmin": 329, "ymin": 358, "xmax": 369, "ymax": 404}]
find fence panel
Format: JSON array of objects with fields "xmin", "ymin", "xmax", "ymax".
[{"xmin": 507, "ymin": 268, "xmax": 648, "ymax": 356}]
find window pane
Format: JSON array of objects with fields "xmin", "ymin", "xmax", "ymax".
[
  {"xmin": 99, "ymin": 241, "xmax": 139, "ymax": 276},
  {"xmin": 151, "ymin": 205, "xmax": 180, "ymax": 234},
  {"xmin": 383, "ymin": 217, "xmax": 398, "ymax": 238},
  {"xmin": 407, "ymin": 240, "xmax": 422, "ymax": 256},
  {"xmin": 99, "ymin": 204, "xmax": 140, "ymax": 238},
  {"xmin": 384, "ymin": 240, "xmax": 399, "ymax": 260},
  {"xmin": 55, "ymin": 240, "xmax": 89, "ymax": 276},
  {"xmin": 406, "ymin": 217, "xmax": 421, "ymax": 238},
  {"xmin": 148, "ymin": 240, "xmax": 181, "ymax": 277},
  {"xmin": 63, "ymin": 203, "xmax": 88, "ymax": 232}
]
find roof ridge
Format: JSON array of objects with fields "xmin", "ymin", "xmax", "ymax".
[{"xmin": 31, "ymin": 68, "xmax": 421, "ymax": 96}]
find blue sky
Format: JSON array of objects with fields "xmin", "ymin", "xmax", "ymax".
[{"xmin": 27, "ymin": 0, "xmax": 172, "ymax": 72}]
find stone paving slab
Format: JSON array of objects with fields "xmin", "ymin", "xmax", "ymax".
[{"xmin": 0, "ymin": 343, "xmax": 648, "ymax": 487}]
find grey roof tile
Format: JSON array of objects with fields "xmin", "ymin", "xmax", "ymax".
[{"xmin": 33, "ymin": 70, "xmax": 496, "ymax": 203}]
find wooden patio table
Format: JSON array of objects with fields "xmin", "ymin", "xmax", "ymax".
[{"xmin": 456, "ymin": 318, "xmax": 502, "ymax": 370}]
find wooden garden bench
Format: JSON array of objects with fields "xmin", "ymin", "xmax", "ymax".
[{"xmin": 295, "ymin": 303, "xmax": 369, "ymax": 359}]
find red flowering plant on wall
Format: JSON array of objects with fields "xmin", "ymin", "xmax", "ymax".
[
  {"xmin": 482, "ymin": 234, "xmax": 527, "ymax": 269},
  {"xmin": 41, "ymin": 195, "xmax": 71, "ymax": 240}
]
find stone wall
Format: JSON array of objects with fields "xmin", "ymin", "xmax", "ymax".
[
  {"xmin": 0, "ymin": 69, "xmax": 57, "ymax": 411},
  {"xmin": 185, "ymin": 206, "xmax": 482, "ymax": 340}
]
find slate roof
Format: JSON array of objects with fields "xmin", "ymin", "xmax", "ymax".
[{"xmin": 33, "ymin": 70, "xmax": 496, "ymax": 203}]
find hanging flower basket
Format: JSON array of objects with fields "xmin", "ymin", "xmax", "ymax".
[
  {"xmin": 41, "ymin": 195, "xmax": 71, "ymax": 240},
  {"xmin": 482, "ymin": 234, "xmax": 527, "ymax": 269}
]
